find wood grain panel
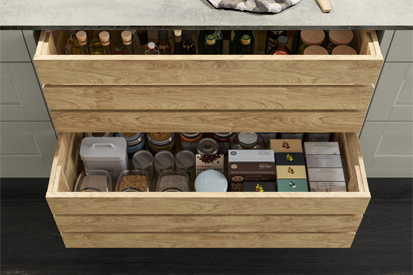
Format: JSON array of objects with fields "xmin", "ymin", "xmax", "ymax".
[
  {"xmin": 34, "ymin": 55, "xmax": 383, "ymax": 86},
  {"xmin": 43, "ymin": 85, "xmax": 374, "ymax": 111},
  {"xmin": 55, "ymin": 214, "xmax": 363, "ymax": 233},
  {"xmin": 49, "ymin": 110, "xmax": 366, "ymax": 133},
  {"xmin": 61, "ymin": 232, "xmax": 356, "ymax": 248}
]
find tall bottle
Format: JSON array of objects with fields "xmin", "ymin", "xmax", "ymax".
[
  {"xmin": 145, "ymin": 42, "xmax": 160, "ymax": 55},
  {"xmin": 76, "ymin": 31, "xmax": 90, "ymax": 55},
  {"xmin": 198, "ymin": 30, "xmax": 223, "ymax": 54},
  {"xmin": 65, "ymin": 31, "xmax": 80, "ymax": 55},
  {"xmin": 265, "ymin": 31, "xmax": 285, "ymax": 54},
  {"xmin": 173, "ymin": 30, "xmax": 183, "ymax": 54},
  {"xmin": 271, "ymin": 36, "xmax": 290, "ymax": 55},
  {"xmin": 89, "ymin": 31, "xmax": 104, "ymax": 55},
  {"xmin": 204, "ymin": 34, "xmax": 218, "ymax": 54},
  {"xmin": 239, "ymin": 34, "xmax": 253, "ymax": 54},
  {"xmin": 230, "ymin": 31, "xmax": 255, "ymax": 54},
  {"xmin": 182, "ymin": 30, "xmax": 196, "ymax": 54},
  {"xmin": 99, "ymin": 31, "xmax": 112, "ymax": 55},
  {"xmin": 121, "ymin": 31, "xmax": 134, "ymax": 55},
  {"xmin": 135, "ymin": 30, "xmax": 149, "ymax": 54},
  {"xmin": 156, "ymin": 30, "xmax": 172, "ymax": 55}
]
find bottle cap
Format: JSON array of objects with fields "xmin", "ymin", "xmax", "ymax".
[
  {"xmin": 206, "ymin": 34, "xmax": 216, "ymax": 45},
  {"xmin": 157, "ymin": 30, "xmax": 168, "ymax": 41},
  {"xmin": 329, "ymin": 30, "xmax": 354, "ymax": 45},
  {"xmin": 121, "ymin": 31, "xmax": 132, "ymax": 45},
  {"xmin": 147, "ymin": 42, "xmax": 156, "ymax": 50},
  {"xmin": 174, "ymin": 30, "xmax": 182, "ymax": 37},
  {"xmin": 183, "ymin": 30, "xmax": 192, "ymax": 41},
  {"xmin": 300, "ymin": 30, "xmax": 325, "ymax": 45},
  {"xmin": 76, "ymin": 31, "xmax": 88, "ymax": 46},
  {"xmin": 332, "ymin": 45, "xmax": 357, "ymax": 55},
  {"xmin": 304, "ymin": 45, "xmax": 328, "ymax": 55},
  {"xmin": 277, "ymin": 35, "xmax": 288, "ymax": 46},
  {"xmin": 241, "ymin": 34, "xmax": 251, "ymax": 45},
  {"xmin": 99, "ymin": 31, "xmax": 110, "ymax": 46}
]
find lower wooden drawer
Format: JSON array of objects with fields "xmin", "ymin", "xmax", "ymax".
[{"xmin": 47, "ymin": 132, "xmax": 370, "ymax": 248}]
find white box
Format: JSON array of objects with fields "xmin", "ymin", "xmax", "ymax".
[
  {"xmin": 304, "ymin": 142, "xmax": 340, "ymax": 155},
  {"xmin": 310, "ymin": 182, "xmax": 347, "ymax": 192},
  {"xmin": 306, "ymin": 154, "xmax": 342, "ymax": 168},
  {"xmin": 307, "ymin": 168, "xmax": 345, "ymax": 182}
]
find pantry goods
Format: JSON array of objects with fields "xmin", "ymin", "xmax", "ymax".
[
  {"xmin": 74, "ymin": 170, "xmax": 111, "ymax": 192},
  {"xmin": 157, "ymin": 171, "xmax": 190, "ymax": 192},
  {"xmin": 195, "ymin": 170, "xmax": 228, "ymax": 192},
  {"xmin": 116, "ymin": 170, "xmax": 149, "ymax": 192}
]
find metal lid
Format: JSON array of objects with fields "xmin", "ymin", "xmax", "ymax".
[
  {"xmin": 80, "ymin": 137, "xmax": 127, "ymax": 162},
  {"xmin": 181, "ymin": 132, "xmax": 201, "ymax": 138},
  {"xmin": 197, "ymin": 138, "xmax": 219, "ymax": 154},
  {"xmin": 238, "ymin": 132, "xmax": 258, "ymax": 147},
  {"xmin": 86, "ymin": 132, "xmax": 113, "ymax": 137},
  {"xmin": 276, "ymin": 35, "xmax": 288, "ymax": 46},
  {"xmin": 148, "ymin": 133, "xmax": 175, "ymax": 146},
  {"xmin": 214, "ymin": 132, "xmax": 233, "ymax": 138}
]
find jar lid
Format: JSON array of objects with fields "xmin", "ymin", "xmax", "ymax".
[
  {"xmin": 300, "ymin": 30, "xmax": 325, "ymax": 45},
  {"xmin": 117, "ymin": 132, "xmax": 142, "ymax": 141},
  {"xmin": 181, "ymin": 132, "xmax": 201, "ymax": 138},
  {"xmin": 238, "ymin": 132, "xmax": 258, "ymax": 147},
  {"xmin": 148, "ymin": 133, "xmax": 175, "ymax": 146},
  {"xmin": 332, "ymin": 45, "xmax": 357, "ymax": 55},
  {"xmin": 214, "ymin": 132, "xmax": 233, "ymax": 138},
  {"xmin": 329, "ymin": 30, "xmax": 354, "ymax": 45},
  {"xmin": 276, "ymin": 35, "xmax": 288, "ymax": 46},
  {"xmin": 304, "ymin": 45, "xmax": 329, "ymax": 55},
  {"xmin": 80, "ymin": 137, "xmax": 127, "ymax": 161},
  {"xmin": 195, "ymin": 170, "xmax": 228, "ymax": 192},
  {"xmin": 197, "ymin": 138, "xmax": 219, "ymax": 154},
  {"xmin": 86, "ymin": 132, "xmax": 113, "ymax": 137},
  {"xmin": 149, "ymin": 132, "xmax": 172, "ymax": 141},
  {"xmin": 148, "ymin": 42, "xmax": 156, "ymax": 50}
]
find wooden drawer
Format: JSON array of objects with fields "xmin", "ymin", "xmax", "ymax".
[
  {"xmin": 47, "ymin": 132, "xmax": 370, "ymax": 248},
  {"xmin": 34, "ymin": 30, "xmax": 383, "ymax": 133}
]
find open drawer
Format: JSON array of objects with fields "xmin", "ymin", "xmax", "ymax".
[
  {"xmin": 47, "ymin": 132, "xmax": 370, "ymax": 248},
  {"xmin": 34, "ymin": 30, "xmax": 383, "ymax": 133}
]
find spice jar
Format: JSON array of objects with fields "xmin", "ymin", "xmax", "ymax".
[
  {"xmin": 299, "ymin": 30, "xmax": 325, "ymax": 54},
  {"xmin": 117, "ymin": 132, "xmax": 145, "ymax": 159},
  {"xmin": 259, "ymin": 133, "xmax": 277, "ymax": 148},
  {"xmin": 147, "ymin": 133, "xmax": 175, "ymax": 154},
  {"xmin": 195, "ymin": 170, "xmax": 228, "ymax": 192},
  {"xmin": 231, "ymin": 132, "xmax": 264, "ymax": 150},
  {"xmin": 212, "ymin": 132, "xmax": 234, "ymax": 154},
  {"xmin": 116, "ymin": 170, "xmax": 149, "ymax": 192},
  {"xmin": 197, "ymin": 138, "xmax": 219, "ymax": 155},
  {"xmin": 157, "ymin": 170, "xmax": 190, "ymax": 192},
  {"xmin": 180, "ymin": 132, "xmax": 203, "ymax": 154},
  {"xmin": 332, "ymin": 45, "xmax": 357, "ymax": 55},
  {"xmin": 74, "ymin": 170, "xmax": 111, "ymax": 192},
  {"xmin": 327, "ymin": 30, "xmax": 354, "ymax": 53},
  {"xmin": 175, "ymin": 150, "xmax": 196, "ymax": 179},
  {"xmin": 85, "ymin": 132, "xmax": 114, "ymax": 137},
  {"xmin": 303, "ymin": 45, "xmax": 329, "ymax": 55}
]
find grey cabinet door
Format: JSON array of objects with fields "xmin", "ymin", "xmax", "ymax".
[
  {"xmin": 0, "ymin": 31, "xmax": 31, "ymax": 62},
  {"xmin": 360, "ymin": 122, "xmax": 413, "ymax": 178},
  {"xmin": 0, "ymin": 122, "xmax": 56, "ymax": 177},
  {"xmin": 0, "ymin": 63, "xmax": 50, "ymax": 121},
  {"xmin": 387, "ymin": 30, "xmax": 413, "ymax": 62},
  {"xmin": 367, "ymin": 63, "xmax": 413, "ymax": 122}
]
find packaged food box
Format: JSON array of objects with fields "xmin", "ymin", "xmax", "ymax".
[
  {"xmin": 270, "ymin": 139, "xmax": 303, "ymax": 153},
  {"xmin": 306, "ymin": 154, "xmax": 342, "ymax": 168},
  {"xmin": 243, "ymin": 182, "xmax": 276, "ymax": 192},
  {"xmin": 228, "ymin": 150, "xmax": 276, "ymax": 192},
  {"xmin": 275, "ymin": 153, "xmax": 305, "ymax": 166},
  {"xmin": 277, "ymin": 179, "xmax": 309, "ymax": 192},
  {"xmin": 304, "ymin": 142, "xmax": 340, "ymax": 155},
  {"xmin": 309, "ymin": 181, "xmax": 347, "ymax": 192},
  {"xmin": 276, "ymin": 165, "xmax": 307, "ymax": 179},
  {"xmin": 307, "ymin": 168, "xmax": 345, "ymax": 182}
]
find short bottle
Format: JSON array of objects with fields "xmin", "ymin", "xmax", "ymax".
[
  {"xmin": 182, "ymin": 30, "xmax": 196, "ymax": 54},
  {"xmin": 99, "ymin": 31, "xmax": 112, "ymax": 55},
  {"xmin": 204, "ymin": 34, "xmax": 218, "ymax": 54},
  {"xmin": 239, "ymin": 34, "xmax": 253, "ymax": 54},
  {"xmin": 65, "ymin": 31, "xmax": 80, "ymax": 55},
  {"xmin": 174, "ymin": 30, "xmax": 183, "ymax": 54},
  {"xmin": 76, "ymin": 31, "xmax": 90, "ymax": 55},
  {"xmin": 157, "ymin": 30, "xmax": 172, "ymax": 55},
  {"xmin": 271, "ymin": 36, "xmax": 290, "ymax": 55},
  {"xmin": 145, "ymin": 42, "xmax": 160, "ymax": 55},
  {"xmin": 121, "ymin": 31, "xmax": 134, "ymax": 55},
  {"xmin": 265, "ymin": 30, "xmax": 285, "ymax": 54}
]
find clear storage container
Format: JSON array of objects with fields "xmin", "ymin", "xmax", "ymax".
[
  {"xmin": 74, "ymin": 170, "xmax": 111, "ymax": 192},
  {"xmin": 157, "ymin": 170, "xmax": 190, "ymax": 192},
  {"xmin": 116, "ymin": 170, "xmax": 149, "ymax": 192}
]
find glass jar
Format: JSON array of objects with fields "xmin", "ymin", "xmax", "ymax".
[
  {"xmin": 180, "ymin": 132, "xmax": 203, "ymax": 154},
  {"xmin": 259, "ymin": 133, "xmax": 277, "ymax": 148},
  {"xmin": 147, "ymin": 133, "xmax": 175, "ymax": 154},
  {"xmin": 157, "ymin": 170, "xmax": 190, "ymax": 192},
  {"xmin": 117, "ymin": 132, "xmax": 145, "ymax": 159},
  {"xmin": 212, "ymin": 132, "xmax": 234, "ymax": 154},
  {"xmin": 74, "ymin": 170, "xmax": 111, "ymax": 192},
  {"xmin": 116, "ymin": 170, "xmax": 149, "ymax": 192},
  {"xmin": 298, "ymin": 30, "xmax": 325, "ymax": 54},
  {"xmin": 230, "ymin": 132, "xmax": 264, "ymax": 150},
  {"xmin": 197, "ymin": 138, "xmax": 219, "ymax": 155},
  {"xmin": 85, "ymin": 132, "xmax": 114, "ymax": 137},
  {"xmin": 327, "ymin": 30, "xmax": 354, "ymax": 53}
]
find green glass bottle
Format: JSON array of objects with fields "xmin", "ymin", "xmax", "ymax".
[
  {"xmin": 99, "ymin": 31, "xmax": 112, "ymax": 55},
  {"xmin": 198, "ymin": 30, "xmax": 223, "ymax": 54},
  {"xmin": 204, "ymin": 34, "xmax": 218, "ymax": 54},
  {"xmin": 239, "ymin": 34, "xmax": 252, "ymax": 54},
  {"xmin": 76, "ymin": 31, "xmax": 90, "ymax": 55},
  {"xmin": 230, "ymin": 30, "xmax": 255, "ymax": 54},
  {"xmin": 66, "ymin": 31, "xmax": 80, "ymax": 55},
  {"xmin": 89, "ymin": 31, "xmax": 104, "ymax": 55}
]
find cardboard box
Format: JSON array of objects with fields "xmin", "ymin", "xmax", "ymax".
[
  {"xmin": 306, "ymin": 154, "xmax": 342, "ymax": 168},
  {"xmin": 277, "ymin": 179, "xmax": 308, "ymax": 192},
  {"xmin": 276, "ymin": 165, "xmax": 307, "ymax": 179},
  {"xmin": 244, "ymin": 182, "xmax": 276, "ymax": 192},
  {"xmin": 310, "ymin": 182, "xmax": 347, "ymax": 192},
  {"xmin": 270, "ymin": 139, "xmax": 303, "ymax": 153},
  {"xmin": 228, "ymin": 150, "xmax": 276, "ymax": 192},
  {"xmin": 304, "ymin": 142, "xmax": 340, "ymax": 155},
  {"xmin": 275, "ymin": 153, "xmax": 305, "ymax": 166},
  {"xmin": 196, "ymin": 154, "xmax": 224, "ymax": 176},
  {"xmin": 307, "ymin": 168, "xmax": 345, "ymax": 182}
]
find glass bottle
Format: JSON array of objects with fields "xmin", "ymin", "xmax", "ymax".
[
  {"xmin": 271, "ymin": 36, "xmax": 290, "ymax": 55},
  {"xmin": 99, "ymin": 31, "xmax": 112, "ymax": 55},
  {"xmin": 265, "ymin": 30, "xmax": 284, "ymax": 54},
  {"xmin": 89, "ymin": 31, "xmax": 104, "ymax": 55},
  {"xmin": 198, "ymin": 30, "xmax": 223, "ymax": 54},
  {"xmin": 76, "ymin": 31, "xmax": 90, "ymax": 55},
  {"xmin": 239, "ymin": 34, "xmax": 253, "ymax": 54},
  {"xmin": 145, "ymin": 42, "xmax": 160, "ymax": 55},
  {"xmin": 156, "ymin": 30, "xmax": 172, "ymax": 55},
  {"xmin": 204, "ymin": 34, "xmax": 218, "ymax": 54},
  {"xmin": 135, "ymin": 30, "xmax": 149, "ymax": 54},
  {"xmin": 173, "ymin": 30, "xmax": 183, "ymax": 54},
  {"xmin": 121, "ymin": 31, "xmax": 134, "ymax": 55},
  {"xmin": 66, "ymin": 31, "xmax": 80, "ymax": 55},
  {"xmin": 182, "ymin": 30, "xmax": 196, "ymax": 54},
  {"xmin": 230, "ymin": 30, "xmax": 255, "ymax": 54}
]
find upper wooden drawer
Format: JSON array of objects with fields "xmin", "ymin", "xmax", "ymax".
[{"xmin": 34, "ymin": 30, "xmax": 383, "ymax": 86}]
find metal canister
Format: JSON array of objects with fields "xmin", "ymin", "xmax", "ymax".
[
  {"xmin": 147, "ymin": 133, "xmax": 175, "ymax": 154},
  {"xmin": 197, "ymin": 138, "xmax": 219, "ymax": 155}
]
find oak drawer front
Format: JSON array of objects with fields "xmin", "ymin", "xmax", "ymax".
[{"xmin": 46, "ymin": 132, "xmax": 370, "ymax": 248}]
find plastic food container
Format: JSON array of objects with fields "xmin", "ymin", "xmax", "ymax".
[
  {"xmin": 175, "ymin": 150, "xmax": 196, "ymax": 179},
  {"xmin": 116, "ymin": 170, "xmax": 149, "ymax": 192},
  {"xmin": 80, "ymin": 137, "xmax": 128, "ymax": 182},
  {"xmin": 157, "ymin": 170, "xmax": 190, "ymax": 192},
  {"xmin": 74, "ymin": 170, "xmax": 112, "ymax": 192},
  {"xmin": 132, "ymin": 150, "xmax": 154, "ymax": 179},
  {"xmin": 195, "ymin": 170, "xmax": 228, "ymax": 192},
  {"xmin": 154, "ymin": 150, "xmax": 175, "ymax": 176}
]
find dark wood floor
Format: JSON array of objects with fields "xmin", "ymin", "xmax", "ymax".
[{"xmin": 1, "ymin": 178, "xmax": 412, "ymax": 274}]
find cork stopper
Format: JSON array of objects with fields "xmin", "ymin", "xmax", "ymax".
[
  {"xmin": 329, "ymin": 30, "xmax": 354, "ymax": 45},
  {"xmin": 121, "ymin": 31, "xmax": 132, "ymax": 46},
  {"xmin": 174, "ymin": 30, "xmax": 182, "ymax": 37},
  {"xmin": 99, "ymin": 31, "xmax": 110, "ymax": 46},
  {"xmin": 206, "ymin": 34, "xmax": 216, "ymax": 45},
  {"xmin": 183, "ymin": 30, "xmax": 192, "ymax": 41},
  {"xmin": 241, "ymin": 34, "xmax": 251, "ymax": 45},
  {"xmin": 332, "ymin": 45, "xmax": 357, "ymax": 55},
  {"xmin": 147, "ymin": 42, "xmax": 156, "ymax": 50},
  {"xmin": 76, "ymin": 31, "xmax": 88, "ymax": 46},
  {"xmin": 301, "ymin": 30, "xmax": 325, "ymax": 45},
  {"xmin": 304, "ymin": 45, "xmax": 329, "ymax": 55}
]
